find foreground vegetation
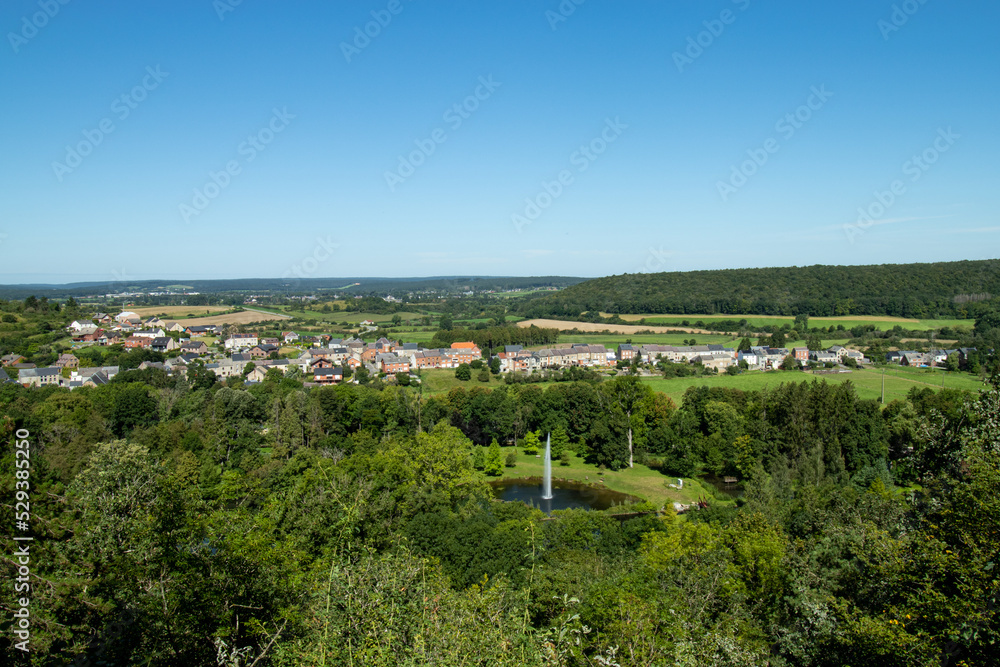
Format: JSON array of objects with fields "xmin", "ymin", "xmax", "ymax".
[{"xmin": 2, "ymin": 347, "xmax": 998, "ymax": 665}]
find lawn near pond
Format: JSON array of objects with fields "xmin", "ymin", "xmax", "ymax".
[
  {"xmin": 642, "ymin": 367, "xmax": 986, "ymax": 406},
  {"xmin": 492, "ymin": 448, "xmax": 723, "ymax": 509}
]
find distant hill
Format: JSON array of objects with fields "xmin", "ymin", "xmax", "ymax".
[
  {"xmin": 0, "ymin": 276, "xmax": 585, "ymax": 300},
  {"xmin": 518, "ymin": 260, "xmax": 1000, "ymax": 319}
]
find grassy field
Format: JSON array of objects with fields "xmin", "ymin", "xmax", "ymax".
[
  {"xmin": 607, "ymin": 313, "xmax": 973, "ymax": 332},
  {"xmin": 175, "ymin": 310, "xmax": 290, "ymax": 327},
  {"xmin": 641, "ymin": 367, "xmax": 986, "ymax": 405},
  {"xmin": 495, "ymin": 448, "xmax": 722, "ymax": 508},
  {"xmin": 418, "ymin": 368, "xmax": 507, "ymax": 394},
  {"xmin": 129, "ymin": 305, "xmax": 231, "ymax": 318}
]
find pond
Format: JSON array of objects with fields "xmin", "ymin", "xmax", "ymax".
[{"xmin": 490, "ymin": 477, "xmax": 640, "ymax": 513}]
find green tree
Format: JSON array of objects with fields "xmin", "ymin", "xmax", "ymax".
[
  {"xmin": 471, "ymin": 445, "xmax": 486, "ymax": 470},
  {"xmin": 484, "ymin": 438, "xmax": 504, "ymax": 476},
  {"xmin": 489, "ymin": 357, "xmax": 501, "ymax": 375},
  {"xmin": 601, "ymin": 375, "xmax": 654, "ymax": 468},
  {"xmin": 477, "ymin": 368, "xmax": 490, "ymax": 382},
  {"xmin": 455, "ymin": 363, "xmax": 471, "ymax": 381},
  {"xmin": 738, "ymin": 337, "xmax": 752, "ymax": 352},
  {"xmin": 522, "ymin": 430, "xmax": 540, "ymax": 455},
  {"xmin": 439, "ymin": 313, "xmax": 454, "ymax": 331},
  {"xmin": 780, "ymin": 354, "xmax": 798, "ymax": 371}
]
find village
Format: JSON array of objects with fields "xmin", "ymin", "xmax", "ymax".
[{"xmin": 0, "ymin": 308, "xmax": 975, "ymax": 391}]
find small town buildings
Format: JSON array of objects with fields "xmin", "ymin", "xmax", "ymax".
[
  {"xmin": 450, "ymin": 341, "xmax": 482, "ymax": 358},
  {"xmin": 224, "ymin": 333, "xmax": 259, "ymax": 350},
  {"xmin": 122, "ymin": 336, "xmax": 153, "ymax": 349},
  {"xmin": 811, "ymin": 350, "xmax": 837, "ymax": 364},
  {"xmin": 377, "ymin": 353, "xmax": 411, "ymax": 374},
  {"xmin": 151, "ymin": 337, "xmax": 178, "ymax": 353},
  {"xmin": 1, "ymin": 354, "xmax": 25, "ymax": 367},
  {"xmin": 19, "ymin": 367, "xmax": 61, "ymax": 388},
  {"xmin": 180, "ymin": 341, "xmax": 208, "ymax": 356},
  {"xmin": 248, "ymin": 344, "xmax": 278, "ymax": 359},
  {"xmin": 282, "ymin": 331, "xmax": 299, "ymax": 343},
  {"xmin": 617, "ymin": 344, "xmax": 636, "ymax": 360},
  {"xmin": 55, "ymin": 353, "xmax": 79, "ymax": 369},
  {"xmin": 313, "ymin": 367, "xmax": 344, "ymax": 384}
]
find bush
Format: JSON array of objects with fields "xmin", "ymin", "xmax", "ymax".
[
  {"xmin": 505, "ymin": 452, "xmax": 517, "ymax": 468},
  {"xmin": 477, "ymin": 369, "xmax": 490, "ymax": 382},
  {"xmin": 559, "ymin": 450, "xmax": 572, "ymax": 466},
  {"xmin": 470, "ymin": 359, "xmax": 483, "ymax": 370},
  {"xmin": 455, "ymin": 363, "xmax": 471, "ymax": 381}
]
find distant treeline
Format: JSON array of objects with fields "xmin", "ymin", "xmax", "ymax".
[
  {"xmin": 430, "ymin": 325, "xmax": 560, "ymax": 351},
  {"xmin": 0, "ymin": 275, "xmax": 585, "ymax": 300},
  {"xmin": 518, "ymin": 259, "xmax": 1000, "ymax": 319}
]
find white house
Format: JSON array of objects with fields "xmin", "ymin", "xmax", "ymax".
[{"xmin": 224, "ymin": 333, "xmax": 259, "ymax": 350}]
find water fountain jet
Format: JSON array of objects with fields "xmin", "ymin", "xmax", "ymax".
[{"xmin": 542, "ymin": 432, "xmax": 553, "ymax": 500}]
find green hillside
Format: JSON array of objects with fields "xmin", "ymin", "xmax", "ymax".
[{"xmin": 520, "ymin": 259, "xmax": 1000, "ymax": 319}]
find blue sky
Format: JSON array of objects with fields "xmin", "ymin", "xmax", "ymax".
[{"xmin": 1, "ymin": 0, "xmax": 997, "ymax": 284}]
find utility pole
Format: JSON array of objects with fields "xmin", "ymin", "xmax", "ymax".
[{"xmin": 881, "ymin": 366, "xmax": 885, "ymax": 404}]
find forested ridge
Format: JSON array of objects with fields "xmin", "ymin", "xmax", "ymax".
[
  {"xmin": 519, "ymin": 259, "xmax": 1000, "ymax": 318},
  {"xmin": 2, "ymin": 362, "xmax": 998, "ymax": 665}
]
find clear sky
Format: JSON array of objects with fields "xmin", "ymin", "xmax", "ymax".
[{"xmin": 1, "ymin": 0, "xmax": 998, "ymax": 284}]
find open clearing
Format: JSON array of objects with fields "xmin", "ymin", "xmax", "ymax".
[
  {"xmin": 128, "ymin": 306, "xmax": 230, "ymax": 318},
  {"xmin": 495, "ymin": 449, "xmax": 722, "ymax": 508},
  {"xmin": 641, "ymin": 367, "xmax": 986, "ymax": 406},
  {"xmin": 176, "ymin": 309, "xmax": 291, "ymax": 327},
  {"xmin": 517, "ymin": 318, "xmax": 715, "ymax": 335}
]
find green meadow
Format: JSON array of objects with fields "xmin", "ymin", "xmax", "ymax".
[{"xmin": 641, "ymin": 367, "xmax": 986, "ymax": 405}]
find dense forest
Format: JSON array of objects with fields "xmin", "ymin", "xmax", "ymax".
[
  {"xmin": 2, "ymin": 353, "xmax": 998, "ymax": 664},
  {"xmin": 518, "ymin": 259, "xmax": 1000, "ymax": 319}
]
